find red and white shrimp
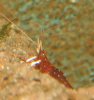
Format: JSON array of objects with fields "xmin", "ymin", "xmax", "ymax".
[{"xmin": 21, "ymin": 39, "xmax": 73, "ymax": 89}]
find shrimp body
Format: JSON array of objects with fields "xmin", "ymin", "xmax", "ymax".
[{"xmin": 35, "ymin": 49, "xmax": 73, "ymax": 89}]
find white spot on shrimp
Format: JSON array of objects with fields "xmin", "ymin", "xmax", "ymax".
[
  {"xmin": 53, "ymin": 71, "xmax": 56, "ymax": 75},
  {"xmin": 58, "ymin": 74, "xmax": 60, "ymax": 77},
  {"xmin": 30, "ymin": 60, "xmax": 41, "ymax": 67},
  {"xmin": 26, "ymin": 56, "xmax": 37, "ymax": 62}
]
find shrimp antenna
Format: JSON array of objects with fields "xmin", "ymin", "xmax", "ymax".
[
  {"xmin": 37, "ymin": 38, "xmax": 43, "ymax": 54},
  {"xmin": 0, "ymin": 13, "xmax": 37, "ymax": 45}
]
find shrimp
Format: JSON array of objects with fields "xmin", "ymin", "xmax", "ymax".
[{"xmin": 23, "ymin": 39, "xmax": 73, "ymax": 89}]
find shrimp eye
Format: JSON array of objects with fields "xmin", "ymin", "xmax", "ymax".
[{"xmin": 42, "ymin": 50, "xmax": 47, "ymax": 55}]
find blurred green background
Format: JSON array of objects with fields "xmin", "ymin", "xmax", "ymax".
[{"xmin": 0, "ymin": 0, "xmax": 94, "ymax": 88}]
